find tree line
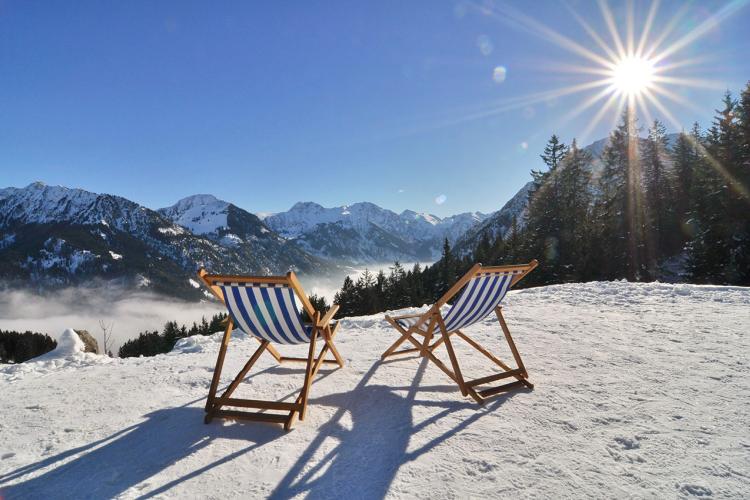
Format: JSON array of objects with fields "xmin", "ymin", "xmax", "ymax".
[
  {"xmin": 0, "ymin": 330, "xmax": 57, "ymax": 363},
  {"xmin": 333, "ymin": 83, "xmax": 750, "ymax": 316},
  {"xmin": 118, "ymin": 312, "xmax": 228, "ymax": 358}
]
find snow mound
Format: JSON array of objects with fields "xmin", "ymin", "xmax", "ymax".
[
  {"xmin": 1, "ymin": 329, "xmax": 112, "ymax": 381},
  {"xmin": 37, "ymin": 328, "xmax": 85, "ymax": 359},
  {"xmin": 171, "ymin": 330, "xmax": 250, "ymax": 354}
]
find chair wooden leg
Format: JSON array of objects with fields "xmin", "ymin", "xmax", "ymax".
[
  {"xmin": 451, "ymin": 308, "xmax": 534, "ymax": 402},
  {"xmin": 381, "ymin": 317, "xmax": 416, "ymax": 359},
  {"xmin": 205, "ymin": 319, "xmax": 234, "ymax": 419},
  {"xmin": 299, "ymin": 329, "xmax": 318, "ymax": 421},
  {"xmin": 420, "ymin": 318, "xmax": 436, "ymax": 358},
  {"xmin": 262, "ymin": 339, "xmax": 283, "ymax": 363},
  {"xmin": 436, "ymin": 315, "xmax": 468, "ymax": 397},
  {"xmin": 322, "ymin": 326, "xmax": 345, "ymax": 368},
  {"xmin": 216, "ymin": 340, "xmax": 269, "ymax": 404},
  {"xmin": 496, "ymin": 307, "xmax": 528, "ymax": 377},
  {"xmin": 204, "ymin": 326, "xmax": 333, "ymax": 430}
]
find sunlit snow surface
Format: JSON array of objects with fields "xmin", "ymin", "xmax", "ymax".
[{"xmin": 1, "ymin": 281, "xmax": 748, "ymax": 498}]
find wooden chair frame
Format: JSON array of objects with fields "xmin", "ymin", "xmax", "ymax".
[
  {"xmin": 381, "ymin": 260, "xmax": 538, "ymax": 404},
  {"xmin": 198, "ymin": 268, "xmax": 344, "ymax": 431}
]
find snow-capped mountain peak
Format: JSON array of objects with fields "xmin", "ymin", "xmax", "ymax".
[
  {"xmin": 159, "ymin": 195, "xmax": 230, "ymax": 235},
  {"xmin": 264, "ymin": 202, "xmax": 491, "ymax": 263},
  {"xmin": 0, "ymin": 182, "xmax": 168, "ymax": 233},
  {"xmin": 400, "ymin": 210, "xmax": 441, "ymax": 226}
]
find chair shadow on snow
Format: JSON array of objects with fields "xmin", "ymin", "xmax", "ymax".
[
  {"xmin": 0, "ymin": 357, "xmax": 521, "ymax": 499},
  {"xmin": 270, "ymin": 356, "xmax": 522, "ymax": 500},
  {"xmin": 0, "ymin": 364, "xmax": 315, "ymax": 500}
]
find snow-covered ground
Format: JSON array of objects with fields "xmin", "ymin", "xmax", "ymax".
[{"xmin": 1, "ymin": 281, "xmax": 748, "ymax": 499}]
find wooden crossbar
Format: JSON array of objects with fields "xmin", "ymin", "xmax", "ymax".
[
  {"xmin": 280, "ymin": 356, "xmax": 339, "ymax": 365},
  {"xmin": 466, "ymin": 368, "xmax": 525, "ymax": 388},
  {"xmin": 212, "ymin": 410, "xmax": 289, "ymax": 424},
  {"xmin": 478, "ymin": 380, "xmax": 527, "ymax": 398},
  {"xmin": 214, "ymin": 397, "xmax": 303, "ymax": 412}
]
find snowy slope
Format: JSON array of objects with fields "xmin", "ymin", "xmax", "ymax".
[{"xmin": 1, "ymin": 281, "xmax": 748, "ymax": 498}]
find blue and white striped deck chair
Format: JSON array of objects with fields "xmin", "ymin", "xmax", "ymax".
[
  {"xmin": 382, "ymin": 260, "xmax": 538, "ymax": 404},
  {"xmin": 198, "ymin": 268, "xmax": 344, "ymax": 431}
]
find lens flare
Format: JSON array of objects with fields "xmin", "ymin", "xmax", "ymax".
[{"xmin": 610, "ymin": 56, "xmax": 655, "ymax": 96}]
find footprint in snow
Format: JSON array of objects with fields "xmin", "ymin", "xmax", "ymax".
[
  {"xmin": 613, "ymin": 436, "xmax": 640, "ymax": 450},
  {"xmin": 676, "ymin": 483, "xmax": 713, "ymax": 497}
]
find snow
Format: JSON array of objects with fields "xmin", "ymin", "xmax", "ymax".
[
  {"xmin": 158, "ymin": 195, "xmax": 229, "ymax": 236},
  {"xmin": 188, "ymin": 278, "xmax": 201, "ymax": 289},
  {"xmin": 109, "ymin": 251, "xmax": 123, "ymax": 260},
  {"xmin": 1, "ymin": 281, "xmax": 748, "ymax": 498},
  {"xmin": 219, "ymin": 233, "xmax": 243, "ymax": 247},
  {"xmin": 157, "ymin": 226, "xmax": 186, "ymax": 236},
  {"xmin": 135, "ymin": 275, "xmax": 151, "ymax": 288},
  {"xmin": 33, "ymin": 239, "xmax": 99, "ymax": 273}
]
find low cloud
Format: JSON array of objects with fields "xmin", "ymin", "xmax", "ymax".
[
  {"xmin": 0, "ymin": 286, "xmax": 222, "ymax": 353},
  {"xmin": 0, "ymin": 261, "xmax": 436, "ymax": 353}
]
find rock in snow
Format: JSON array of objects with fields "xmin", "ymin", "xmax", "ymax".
[
  {"xmin": 0, "ymin": 281, "xmax": 748, "ymax": 498},
  {"xmin": 73, "ymin": 329, "xmax": 100, "ymax": 354}
]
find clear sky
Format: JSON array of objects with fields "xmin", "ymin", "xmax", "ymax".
[{"xmin": 2, "ymin": 1, "xmax": 749, "ymax": 217}]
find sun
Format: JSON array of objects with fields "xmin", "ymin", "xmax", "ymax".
[{"xmin": 610, "ymin": 56, "xmax": 655, "ymax": 96}]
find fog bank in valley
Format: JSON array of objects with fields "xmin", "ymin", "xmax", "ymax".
[
  {"xmin": 0, "ymin": 286, "xmax": 222, "ymax": 353},
  {"xmin": 0, "ymin": 261, "xmax": 434, "ymax": 354}
]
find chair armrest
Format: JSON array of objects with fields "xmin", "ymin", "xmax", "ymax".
[
  {"xmin": 387, "ymin": 312, "xmax": 425, "ymax": 321},
  {"xmin": 317, "ymin": 304, "xmax": 340, "ymax": 327}
]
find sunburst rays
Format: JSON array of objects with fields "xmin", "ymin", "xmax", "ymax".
[{"xmin": 459, "ymin": 0, "xmax": 748, "ymax": 142}]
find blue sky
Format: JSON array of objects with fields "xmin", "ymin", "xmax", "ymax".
[{"xmin": 2, "ymin": 1, "xmax": 749, "ymax": 217}]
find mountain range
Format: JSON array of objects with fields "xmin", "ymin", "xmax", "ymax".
[
  {"xmin": 0, "ymin": 183, "xmax": 328, "ymax": 300},
  {"xmin": 263, "ymin": 202, "xmax": 488, "ymax": 263},
  {"xmin": 0, "ymin": 184, "xmax": 495, "ymax": 299},
  {"xmin": 1, "ymin": 135, "xmax": 648, "ymax": 299}
]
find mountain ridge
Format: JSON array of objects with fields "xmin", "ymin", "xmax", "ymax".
[
  {"xmin": 264, "ymin": 201, "xmax": 488, "ymax": 263},
  {"xmin": 0, "ymin": 183, "xmax": 330, "ymax": 299}
]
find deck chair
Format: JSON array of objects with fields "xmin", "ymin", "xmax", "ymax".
[
  {"xmin": 197, "ymin": 268, "xmax": 344, "ymax": 430},
  {"xmin": 381, "ymin": 260, "xmax": 538, "ymax": 404}
]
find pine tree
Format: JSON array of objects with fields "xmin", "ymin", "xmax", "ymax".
[
  {"xmin": 522, "ymin": 135, "xmax": 571, "ymax": 283},
  {"xmin": 557, "ymin": 139, "xmax": 593, "ymax": 280},
  {"xmin": 713, "ymin": 91, "xmax": 749, "ymax": 284},
  {"xmin": 733, "ymin": 82, "xmax": 750, "ymax": 284},
  {"xmin": 686, "ymin": 120, "xmax": 730, "ymax": 283},
  {"xmin": 595, "ymin": 109, "xmax": 648, "ymax": 280},
  {"xmin": 162, "ymin": 321, "xmax": 180, "ymax": 351},
  {"xmin": 642, "ymin": 119, "xmax": 673, "ymax": 266},
  {"xmin": 333, "ymin": 276, "xmax": 357, "ymax": 317},
  {"xmin": 474, "ymin": 233, "xmax": 492, "ymax": 264},
  {"xmin": 671, "ymin": 130, "xmax": 698, "ymax": 241},
  {"xmin": 738, "ymin": 82, "xmax": 750, "ymax": 180},
  {"xmin": 531, "ymin": 134, "xmax": 569, "ymax": 197},
  {"xmin": 437, "ymin": 238, "xmax": 456, "ymax": 299}
]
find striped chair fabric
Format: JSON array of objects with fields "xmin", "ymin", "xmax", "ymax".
[
  {"xmin": 217, "ymin": 282, "xmax": 313, "ymax": 345},
  {"xmin": 397, "ymin": 270, "xmax": 521, "ymax": 334}
]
